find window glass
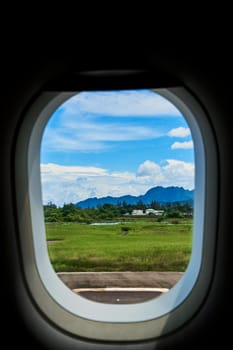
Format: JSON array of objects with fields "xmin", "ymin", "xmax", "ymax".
[{"xmin": 41, "ymin": 90, "xmax": 194, "ymax": 304}]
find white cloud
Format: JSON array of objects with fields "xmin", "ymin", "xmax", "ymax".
[
  {"xmin": 135, "ymin": 159, "xmax": 194, "ymax": 191},
  {"xmin": 163, "ymin": 159, "xmax": 194, "ymax": 177},
  {"xmin": 40, "ymin": 163, "xmax": 108, "ymax": 179},
  {"xmin": 42, "ymin": 91, "xmax": 186, "ymax": 153},
  {"xmin": 41, "ymin": 163, "xmax": 139, "ymax": 206},
  {"xmin": 167, "ymin": 127, "xmax": 191, "ymax": 137},
  {"xmin": 42, "ymin": 121, "xmax": 163, "ymax": 153},
  {"xmin": 61, "ymin": 90, "xmax": 182, "ymax": 117},
  {"xmin": 171, "ymin": 141, "xmax": 194, "ymax": 149},
  {"xmin": 40, "ymin": 160, "xmax": 194, "ymax": 206},
  {"xmin": 42, "ymin": 129, "xmax": 107, "ymax": 152},
  {"xmin": 77, "ymin": 124, "xmax": 162, "ymax": 142},
  {"xmin": 136, "ymin": 160, "xmax": 161, "ymax": 177}
]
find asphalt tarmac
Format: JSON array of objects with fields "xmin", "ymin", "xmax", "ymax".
[
  {"xmin": 77, "ymin": 290, "xmax": 163, "ymax": 304},
  {"xmin": 58, "ymin": 271, "xmax": 183, "ymax": 304}
]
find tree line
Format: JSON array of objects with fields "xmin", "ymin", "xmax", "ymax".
[{"xmin": 43, "ymin": 201, "xmax": 193, "ymax": 223}]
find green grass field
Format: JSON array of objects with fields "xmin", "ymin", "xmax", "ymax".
[{"xmin": 45, "ymin": 219, "xmax": 193, "ymax": 272}]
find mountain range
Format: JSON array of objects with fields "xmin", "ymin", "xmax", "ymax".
[{"xmin": 76, "ymin": 186, "xmax": 194, "ymax": 209}]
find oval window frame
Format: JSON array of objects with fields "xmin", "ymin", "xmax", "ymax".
[{"xmin": 14, "ymin": 87, "xmax": 218, "ymax": 341}]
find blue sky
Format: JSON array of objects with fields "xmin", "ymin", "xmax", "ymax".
[{"xmin": 40, "ymin": 90, "xmax": 194, "ymax": 206}]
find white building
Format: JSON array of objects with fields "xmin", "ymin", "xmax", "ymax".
[
  {"xmin": 131, "ymin": 209, "xmax": 164, "ymax": 216},
  {"xmin": 145, "ymin": 209, "xmax": 164, "ymax": 216},
  {"xmin": 131, "ymin": 209, "xmax": 145, "ymax": 216}
]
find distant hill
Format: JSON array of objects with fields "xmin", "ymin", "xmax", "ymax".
[{"xmin": 76, "ymin": 186, "xmax": 194, "ymax": 209}]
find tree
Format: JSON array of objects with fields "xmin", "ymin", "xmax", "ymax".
[
  {"xmin": 136, "ymin": 200, "xmax": 146, "ymax": 210},
  {"xmin": 43, "ymin": 202, "xmax": 62, "ymax": 222},
  {"xmin": 150, "ymin": 200, "xmax": 160, "ymax": 209},
  {"xmin": 62, "ymin": 203, "xmax": 77, "ymax": 222}
]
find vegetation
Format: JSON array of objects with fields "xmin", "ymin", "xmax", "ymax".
[
  {"xmin": 43, "ymin": 201, "xmax": 193, "ymax": 223},
  {"xmin": 45, "ymin": 219, "xmax": 193, "ymax": 272}
]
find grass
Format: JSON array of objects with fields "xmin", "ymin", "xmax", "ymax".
[{"xmin": 45, "ymin": 219, "xmax": 193, "ymax": 272}]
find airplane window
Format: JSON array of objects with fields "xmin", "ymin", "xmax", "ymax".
[
  {"xmin": 40, "ymin": 90, "xmax": 194, "ymax": 305},
  {"xmin": 14, "ymin": 86, "xmax": 218, "ymax": 341}
]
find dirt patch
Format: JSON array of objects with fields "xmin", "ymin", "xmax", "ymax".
[{"xmin": 47, "ymin": 239, "xmax": 63, "ymax": 245}]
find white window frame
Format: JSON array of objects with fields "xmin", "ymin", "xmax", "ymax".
[{"xmin": 14, "ymin": 87, "xmax": 218, "ymax": 341}]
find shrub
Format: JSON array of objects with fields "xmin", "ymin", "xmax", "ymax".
[
  {"xmin": 121, "ymin": 226, "xmax": 131, "ymax": 235},
  {"xmin": 157, "ymin": 217, "xmax": 164, "ymax": 222},
  {"xmin": 171, "ymin": 219, "xmax": 180, "ymax": 225}
]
